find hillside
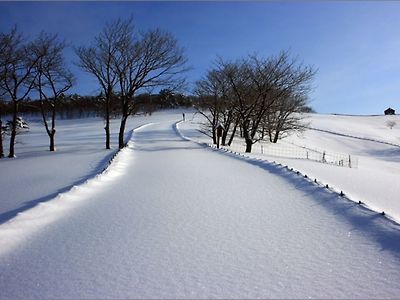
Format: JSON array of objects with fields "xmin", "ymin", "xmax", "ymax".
[{"xmin": 180, "ymin": 113, "xmax": 400, "ymax": 222}]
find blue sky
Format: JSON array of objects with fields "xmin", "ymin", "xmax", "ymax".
[{"xmin": 1, "ymin": 1, "xmax": 400, "ymax": 114}]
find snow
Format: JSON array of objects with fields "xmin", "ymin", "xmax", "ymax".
[
  {"xmin": 0, "ymin": 112, "xmax": 172, "ymax": 225},
  {"xmin": 0, "ymin": 111, "xmax": 400, "ymax": 298},
  {"xmin": 179, "ymin": 112, "xmax": 400, "ymax": 223}
]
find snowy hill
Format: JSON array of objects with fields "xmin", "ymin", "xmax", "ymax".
[{"xmin": 180, "ymin": 112, "xmax": 400, "ymax": 222}]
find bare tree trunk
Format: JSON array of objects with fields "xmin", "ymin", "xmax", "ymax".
[
  {"xmin": 243, "ymin": 122, "xmax": 253, "ymax": 153},
  {"xmin": 227, "ymin": 122, "xmax": 238, "ymax": 146},
  {"xmin": 8, "ymin": 101, "xmax": 18, "ymax": 158},
  {"xmin": 49, "ymin": 106, "xmax": 56, "ymax": 152},
  {"xmin": 105, "ymin": 95, "xmax": 111, "ymax": 149},
  {"xmin": 261, "ymin": 124, "xmax": 265, "ymax": 139},
  {"xmin": 39, "ymin": 101, "xmax": 56, "ymax": 152},
  {"xmin": 0, "ymin": 119, "xmax": 3, "ymax": 158},
  {"xmin": 245, "ymin": 138, "xmax": 252, "ymax": 153},
  {"xmin": 212, "ymin": 128, "xmax": 217, "ymax": 145},
  {"xmin": 118, "ymin": 115, "xmax": 128, "ymax": 149},
  {"xmin": 49, "ymin": 106, "xmax": 56, "ymax": 151},
  {"xmin": 273, "ymin": 130, "xmax": 280, "ymax": 143},
  {"xmin": 221, "ymin": 119, "xmax": 230, "ymax": 146},
  {"xmin": 221, "ymin": 110, "xmax": 233, "ymax": 146},
  {"xmin": 221, "ymin": 130, "xmax": 228, "ymax": 146},
  {"xmin": 49, "ymin": 131, "xmax": 56, "ymax": 151}
]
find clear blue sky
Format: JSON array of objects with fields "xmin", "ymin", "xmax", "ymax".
[{"xmin": 1, "ymin": 1, "xmax": 400, "ymax": 114}]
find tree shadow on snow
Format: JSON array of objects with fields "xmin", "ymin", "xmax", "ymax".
[
  {"xmin": 209, "ymin": 147, "xmax": 400, "ymax": 260},
  {"xmin": 365, "ymin": 147, "xmax": 400, "ymax": 163},
  {"xmin": 0, "ymin": 128, "xmax": 140, "ymax": 225},
  {"xmin": 0, "ymin": 150, "xmax": 117, "ymax": 225}
]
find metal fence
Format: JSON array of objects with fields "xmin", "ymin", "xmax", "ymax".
[{"xmin": 221, "ymin": 140, "xmax": 358, "ymax": 168}]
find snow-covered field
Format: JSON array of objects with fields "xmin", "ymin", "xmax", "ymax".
[
  {"xmin": 0, "ymin": 113, "xmax": 164, "ymax": 224},
  {"xmin": 180, "ymin": 112, "xmax": 400, "ymax": 223},
  {"xmin": 0, "ymin": 110, "xmax": 400, "ymax": 298}
]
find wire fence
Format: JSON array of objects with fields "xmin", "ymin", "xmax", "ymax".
[{"xmin": 221, "ymin": 140, "xmax": 358, "ymax": 168}]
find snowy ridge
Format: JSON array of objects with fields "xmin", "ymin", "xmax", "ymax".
[
  {"xmin": 0, "ymin": 123, "xmax": 153, "ymax": 256},
  {"xmin": 308, "ymin": 126, "xmax": 400, "ymax": 148},
  {"xmin": 176, "ymin": 121, "xmax": 400, "ymax": 225}
]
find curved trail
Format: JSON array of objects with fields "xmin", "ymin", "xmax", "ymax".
[{"xmin": 1, "ymin": 120, "xmax": 400, "ymax": 299}]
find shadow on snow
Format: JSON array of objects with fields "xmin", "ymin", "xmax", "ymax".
[
  {"xmin": 208, "ymin": 146, "xmax": 400, "ymax": 261},
  {"xmin": 0, "ymin": 150, "xmax": 117, "ymax": 225},
  {"xmin": 0, "ymin": 128, "xmax": 138, "ymax": 225}
]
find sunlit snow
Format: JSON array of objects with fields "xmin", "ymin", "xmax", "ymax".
[{"xmin": 0, "ymin": 110, "xmax": 399, "ymax": 298}]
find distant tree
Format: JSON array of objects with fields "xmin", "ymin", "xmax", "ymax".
[
  {"xmin": 299, "ymin": 105, "xmax": 315, "ymax": 113},
  {"xmin": 33, "ymin": 33, "xmax": 74, "ymax": 151},
  {"xmin": 0, "ymin": 27, "xmax": 43, "ymax": 157},
  {"xmin": 110, "ymin": 19, "xmax": 188, "ymax": 149},
  {"xmin": 386, "ymin": 120, "xmax": 396, "ymax": 129},
  {"xmin": 158, "ymin": 89, "xmax": 175, "ymax": 107}
]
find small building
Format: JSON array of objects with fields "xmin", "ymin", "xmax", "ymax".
[{"xmin": 384, "ymin": 108, "xmax": 395, "ymax": 115}]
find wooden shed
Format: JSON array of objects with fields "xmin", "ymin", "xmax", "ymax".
[{"xmin": 384, "ymin": 108, "xmax": 395, "ymax": 115}]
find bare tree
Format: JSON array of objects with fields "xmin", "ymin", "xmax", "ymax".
[
  {"xmin": 111, "ymin": 21, "xmax": 188, "ymax": 148},
  {"xmin": 33, "ymin": 33, "xmax": 74, "ymax": 151},
  {"xmin": 0, "ymin": 27, "xmax": 43, "ymax": 157},
  {"xmin": 76, "ymin": 18, "xmax": 187, "ymax": 149},
  {"xmin": 386, "ymin": 120, "xmax": 396, "ymax": 129},
  {"xmin": 75, "ymin": 19, "xmax": 126, "ymax": 149},
  {"xmin": 230, "ymin": 53, "xmax": 314, "ymax": 152},
  {"xmin": 197, "ymin": 52, "xmax": 315, "ymax": 153}
]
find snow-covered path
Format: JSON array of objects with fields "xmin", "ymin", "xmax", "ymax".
[{"xmin": 1, "ymin": 119, "xmax": 400, "ymax": 299}]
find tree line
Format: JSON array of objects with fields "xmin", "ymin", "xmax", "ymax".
[
  {"xmin": 0, "ymin": 91, "xmax": 191, "ymax": 119},
  {"xmin": 0, "ymin": 17, "xmax": 315, "ymax": 158}
]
